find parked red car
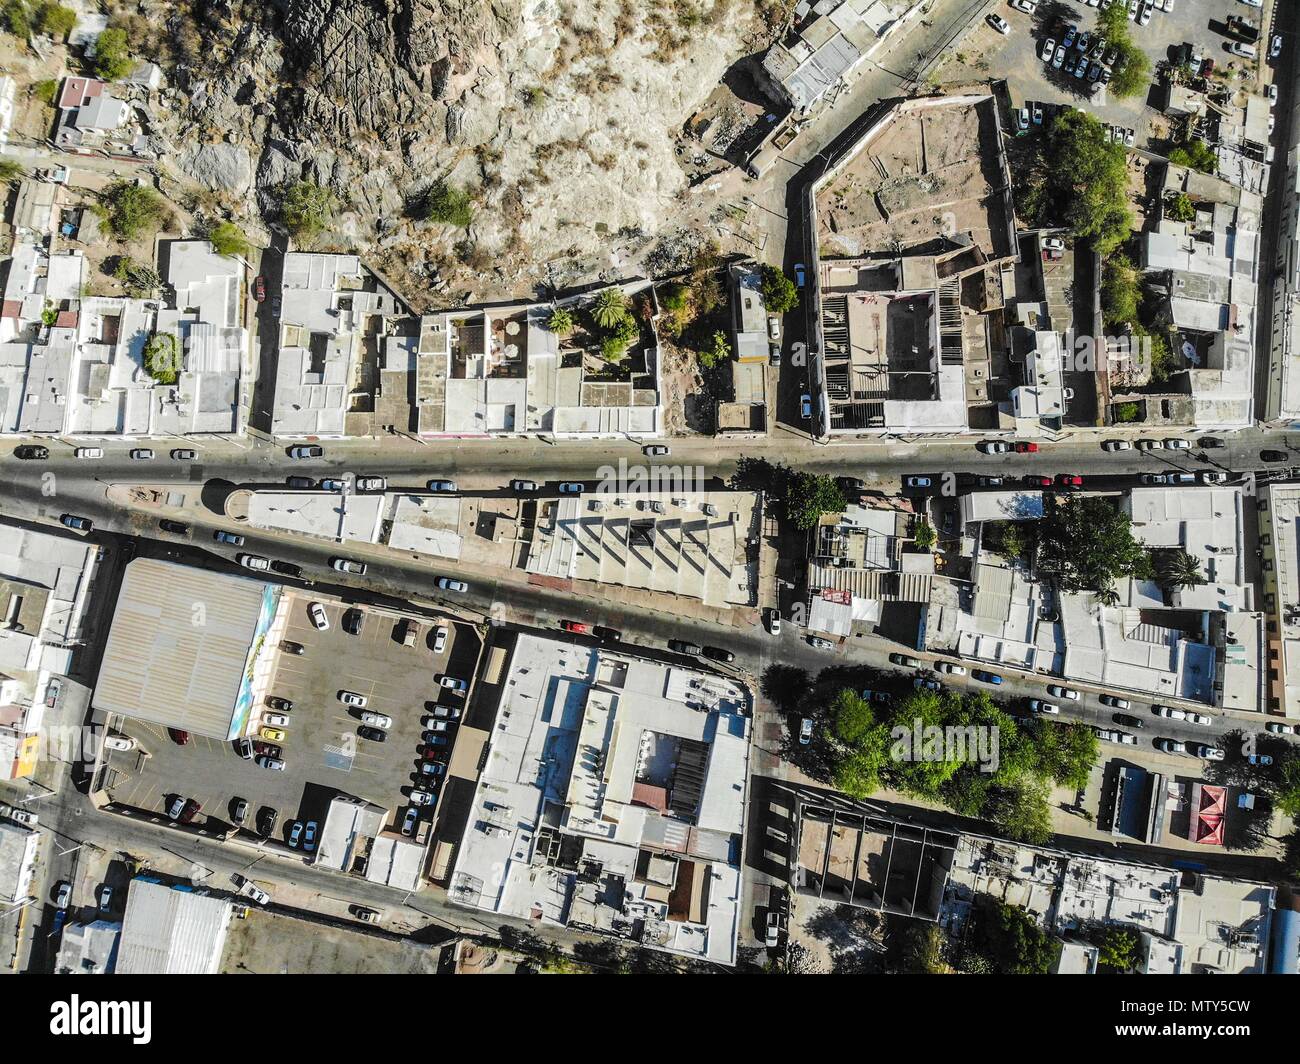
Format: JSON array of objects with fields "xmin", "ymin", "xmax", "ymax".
[
  {"xmin": 1012, "ymin": 442, "xmax": 1039, "ymax": 453},
  {"xmin": 560, "ymin": 620, "xmax": 589, "ymax": 634},
  {"xmin": 1024, "ymin": 475, "xmax": 1052, "ymax": 487},
  {"xmin": 253, "ymin": 275, "xmax": 267, "ymax": 302},
  {"xmin": 1055, "ymin": 474, "xmax": 1083, "ymax": 488},
  {"xmin": 168, "ymin": 729, "xmax": 191, "ymax": 746},
  {"xmin": 178, "ymin": 798, "xmax": 202, "ymax": 824},
  {"xmin": 252, "ymin": 740, "xmax": 282, "ymax": 759}
]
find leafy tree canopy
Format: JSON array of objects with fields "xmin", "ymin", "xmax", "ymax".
[
  {"xmin": 760, "ymin": 264, "xmax": 799, "ymax": 314},
  {"xmin": 1038, "ymin": 494, "xmax": 1151, "ymax": 592}
]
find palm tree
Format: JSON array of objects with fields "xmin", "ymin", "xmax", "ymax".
[
  {"xmin": 591, "ymin": 288, "xmax": 629, "ymax": 330},
  {"xmin": 1093, "ymin": 582, "xmax": 1121, "ymax": 608},
  {"xmin": 1158, "ymin": 551, "xmax": 1205, "ymax": 590}
]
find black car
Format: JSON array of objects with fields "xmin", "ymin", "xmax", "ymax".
[
  {"xmin": 256, "ymin": 806, "xmax": 278, "ymax": 837},
  {"xmin": 1261, "ymin": 450, "xmax": 1289, "ymax": 463},
  {"xmin": 270, "ymin": 560, "xmax": 303, "ymax": 578},
  {"xmin": 702, "ymin": 646, "xmax": 736, "ymax": 663},
  {"xmin": 158, "ymin": 519, "xmax": 190, "ymax": 535},
  {"xmin": 594, "ymin": 626, "xmax": 622, "ymax": 643},
  {"xmin": 1198, "ymin": 437, "xmax": 1225, "ymax": 449},
  {"xmin": 836, "ymin": 476, "xmax": 866, "ymax": 493},
  {"xmin": 280, "ymin": 640, "xmax": 304, "ymax": 655},
  {"xmin": 1112, "ymin": 713, "xmax": 1145, "ymax": 729},
  {"xmin": 266, "ymin": 696, "xmax": 293, "ymax": 712},
  {"xmin": 286, "ymin": 476, "xmax": 315, "ymax": 489},
  {"xmin": 357, "ymin": 725, "xmax": 387, "ymax": 742},
  {"xmin": 60, "ymin": 514, "xmax": 92, "ymax": 531},
  {"xmin": 343, "ymin": 608, "xmax": 365, "ymax": 636},
  {"xmin": 668, "ymin": 639, "xmax": 703, "ymax": 656},
  {"xmin": 13, "ymin": 445, "xmax": 48, "ymax": 460}
]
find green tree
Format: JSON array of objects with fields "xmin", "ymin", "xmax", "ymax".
[
  {"xmin": 1113, "ymin": 401, "xmax": 1140, "ymax": 423},
  {"xmin": 421, "ymin": 179, "xmax": 474, "ymax": 228},
  {"xmin": 1168, "ymin": 139, "xmax": 1217, "ymax": 175},
  {"xmin": 914, "ymin": 517, "xmax": 936, "ymax": 551},
  {"xmin": 592, "ymin": 288, "xmax": 630, "ymax": 330},
  {"xmin": 885, "ymin": 690, "xmax": 967, "ymax": 798},
  {"xmin": 33, "ymin": 1, "xmax": 74, "ymax": 37},
  {"xmin": 1109, "ymin": 41, "xmax": 1150, "ymax": 99},
  {"xmin": 101, "ymin": 181, "xmax": 165, "ymax": 240},
  {"xmin": 896, "ymin": 923, "xmax": 947, "ymax": 974},
  {"xmin": 1038, "ymin": 495, "xmax": 1151, "ymax": 593},
  {"xmin": 698, "ymin": 329, "xmax": 730, "ymax": 369},
  {"xmin": 32, "ymin": 78, "xmax": 57, "ymax": 105},
  {"xmin": 987, "ymin": 775, "xmax": 1054, "ymax": 845},
  {"xmin": 972, "ymin": 897, "xmax": 1060, "ymax": 974},
  {"xmin": 999, "ymin": 523, "xmax": 1028, "ymax": 560},
  {"xmin": 1039, "ymin": 110, "xmax": 1133, "ymax": 255},
  {"xmin": 143, "ymin": 332, "xmax": 180, "ymax": 385},
  {"xmin": 1275, "ymin": 754, "xmax": 1300, "ymax": 819},
  {"xmin": 94, "ymin": 27, "xmax": 133, "ymax": 81},
  {"xmin": 3, "ymin": 0, "xmax": 29, "ymax": 37},
  {"xmin": 207, "ymin": 221, "xmax": 250, "ymax": 259},
  {"xmin": 785, "ymin": 471, "xmax": 846, "ymax": 531},
  {"xmin": 1167, "ymin": 192, "xmax": 1195, "ymax": 223},
  {"xmin": 546, "ymin": 306, "xmax": 575, "ymax": 336},
  {"xmin": 830, "ymin": 688, "xmax": 876, "ymax": 746},
  {"xmin": 760, "ymin": 264, "xmax": 799, "ymax": 314},
  {"xmin": 1031, "ymin": 721, "xmax": 1100, "ymax": 791},
  {"xmin": 281, "ymin": 181, "xmax": 334, "ymax": 241},
  {"xmin": 1101, "ymin": 254, "xmax": 1140, "ymax": 327},
  {"xmin": 1094, "ymin": 925, "xmax": 1138, "ymax": 973}
]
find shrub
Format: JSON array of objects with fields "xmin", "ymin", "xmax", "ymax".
[
  {"xmin": 1166, "ymin": 192, "xmax": 1195, "ymax": 222},
  {"xmin": 101, "ymin": 181, "xmax": 165, "ymax": 240},
  {"xmin": 1113, "ymin": 401, "xmax": 1140, "ymax": 423},
  {"xmin": 33, "ymin": 1, "xmax": 74, "ymax": 38},
  {"xmin": 421, "ymin": 179, "xmax": 474, "ymax": 228},
  {"xmin": 94, "ymin": 27, "xmax": 134, "ymax": 81},
  {"xmin": 3, "ymin": 0, "xmax": 29, "ymax": 37},
  {"xmin": 144, "ymin": 332, "xmax": 180, "ymax": 385},
  {"xmin": 697, "ymin": 330, "xmax": 730, "ymax": 368},
  {"xmin": 546, "ymin": 307, "xmax": 575, "ymax": 336},
  {"xmin": 281, "ymin": 181, "xmax": 334, "ymax": 241},
  {"xmin": 0, "ymin": 157, "xmax": 23, "ymax": 184},
  {"xmin": 111, "ymin": 256, "xmax": 162, "ymax": 297},
  {"xmin": 32, "ymin": 78, "xmax": 57, "ymax": 105},
  {"xmin": 1168, "ymin": 139, "xmax": 1217, "ymax": 175},
  {"xmin": 207, "ymin": 221, "xmax": 251, "ymax": 259}
]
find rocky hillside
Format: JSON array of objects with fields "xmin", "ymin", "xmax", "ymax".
[{"xmin": 128, "ymin": 0, "xmax": 774, "ymax": 304}]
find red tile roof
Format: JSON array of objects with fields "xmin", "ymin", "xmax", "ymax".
[{"xmin": 57, "ymin": 76, "xmax": 104, "ymax": 110}]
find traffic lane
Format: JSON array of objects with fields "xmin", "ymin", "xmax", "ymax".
[
  {"xmin": 0, "ymin": 430, "xmax": 1293, "ymax": 490},
  {"xmin": 0, "ymin": 471, "xmax": 1281, "ymax": 734}
]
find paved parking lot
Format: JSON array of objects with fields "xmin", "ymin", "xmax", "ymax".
[
  {"xmin": 946, "ymin": 0, "xmax": 1278, "ymax": 149},
  {"xmin": 104, "ymin": 597, "xmax": 482, "ymax": 851}
]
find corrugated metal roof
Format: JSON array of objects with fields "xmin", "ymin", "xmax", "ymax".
[
  {"xmin": 92, "ymin": 559, "xmax": 274, "ymax": 738},
  {"xmin": 115, "ymin": 879, "xmax": 232, "ymax": 974}
]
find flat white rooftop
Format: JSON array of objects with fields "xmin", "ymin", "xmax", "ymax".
[{"xmin": 449, "ymin": 633, "xmax": 751, "ymax": 965}]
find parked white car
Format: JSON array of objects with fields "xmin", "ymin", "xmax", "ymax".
[
  {"xmin": 309, "ymin": 602, "xmax": 329, "ymax": 630},
  {"xmin": 360, "ymin": 711, "xmax": 393, "ymax": 729},
  {"xmin": 1046, "ymin": 685, "xmax": 1080, "ymax": 701},
  {"xmin": 338, "ymin": 690, "xmax": 368, "ymax": 708}
]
